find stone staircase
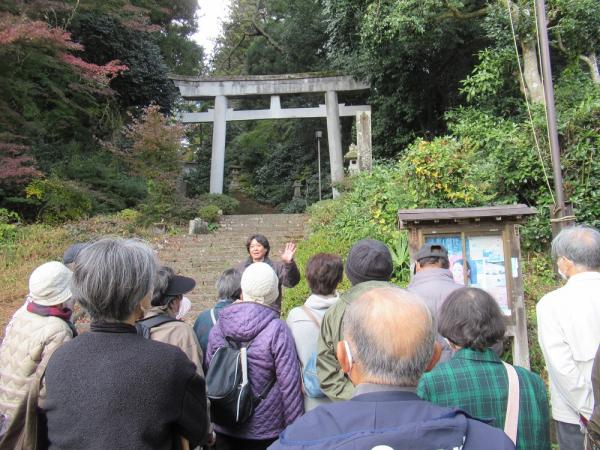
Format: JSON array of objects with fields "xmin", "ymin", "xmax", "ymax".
[{"xmin": 157, "ymin": 214, "xmax": 309, "ymax": 322}]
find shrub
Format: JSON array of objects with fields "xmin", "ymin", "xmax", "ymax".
[
  {"xmin": 119, "ymin": 208, "xmax": 141, "ymax": 222},
  {"xmin": 281, "ymin": 230, "xmax": 352, "ymax": 317},
  {"xmin": 281, "ymin": 197, "xmax": 307, "ymax": 213},
  {"xmin": 25, "ymin": 177, "xmax": 92, "ymax": 224},
  {"xmin": 198, "ymin": 194, "xmax": 240, "ymax": 215},
  {"xmin": 0, "ymin": 208, "xmax": 20, "ymax": 248},
  {"xmin": 198, "ymin": 205, "xmax": 220, "ymax": 224},
  {"xmin": 401, "ymin": 137, "xmax": 494, "ymax": 208}
]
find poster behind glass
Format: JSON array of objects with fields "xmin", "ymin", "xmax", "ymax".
[{"xmin": 425, "ymin": 234, "xmax": 510, "ymax": 315}]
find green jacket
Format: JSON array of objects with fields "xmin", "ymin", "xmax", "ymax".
[
  {"xmin": 316, "ymin": 280, "xmax": 395, "ymax": 401},
  {"xmin": 417, "ymin": 348, "xmax": 551, "ymax": 450}
]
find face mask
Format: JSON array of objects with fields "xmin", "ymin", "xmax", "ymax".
[{"xmin": 177, "ymin": 296, "xmax": 192, "ymax": 320}]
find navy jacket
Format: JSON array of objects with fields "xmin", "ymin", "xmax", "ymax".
[{"xmin": 269, "ymin": 390, "xmax": 515, "ymax": 450}]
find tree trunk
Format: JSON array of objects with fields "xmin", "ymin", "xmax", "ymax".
[
  {"xmin": 579, "ymin": 53, "xmax": 600, "ymax": 84},
  {"xmin": 521, "ymin": 40, "xmax": 545, "ymax": 104}
]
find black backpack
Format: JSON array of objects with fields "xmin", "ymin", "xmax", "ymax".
[
  {"xmin": 205, "ymin": 338, "xmax": 275, "ymax": 427},
  {"xmin": 135, "ymin": 314, "xmax": 179, "ymax": 339}
]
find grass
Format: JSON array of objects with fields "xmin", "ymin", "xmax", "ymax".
[{"xmin": 0, "ymin": 214, "xmax": 156, "ymax": 331}]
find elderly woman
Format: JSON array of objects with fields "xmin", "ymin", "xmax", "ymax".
[
  {"xmin": 0, "ymin": 261, "xmax": 76, "ymax": 434},
  {"xmin": 417, "ymin": 287, "xmax": 551, "ymax": 449},
  {"xmin": 236, "ymin": 234, "xmax": 300, "ymax": 311},
  {"xmin": 207, "ymin": 262, "xmax": 303, "ymax": 450},
  {"xmin": 40, "ymin": 238, "xmax": 210, "ymax": 449},
  {"xmin": 193, "ymin": 268, "xmax": 242, "ymax": 358},
  {"xmin": 137, "ymin": 266, "xmax": 203, "ymax": 374},
  {"xmin": 286, "ymin": 253, "xmax": 343, "ymax": 411}
]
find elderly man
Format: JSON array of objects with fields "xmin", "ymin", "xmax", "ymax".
[
  {"xmin": 316, "ymin": 239, "xmax": 394, "ymax": 401},
  {"xmin": 537, "ymin": 225, "xmax": 600, "ymax": 450},
  {"xmin": 408, "ymin": 243, "xmax": 462, "ymax": 362},
  {"xmin": 270, "ymin": 287, "xmax": 515, "ymax": 449}
]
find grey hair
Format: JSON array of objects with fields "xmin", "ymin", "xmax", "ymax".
[
  {"xmin": 551, "ymin": 225, "xmax": 600, "ymax": 270},
  {"xmin": 216, "ymin": 268, "xmax": 242, "ymax": 300},
  {"xmin": 72, "ymin": 238, "xmax": 157, "ymax": 322},
  {"xmin": 342, "ymin": 288, "xmax": 435, "ymax": 386}
]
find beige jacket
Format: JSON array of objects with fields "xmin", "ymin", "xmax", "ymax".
[
  {"xmin": 142, "ymin": 307, "xmax": 211, "ymax": 446},
  {"xmin": 143, "ymin": 307, "xmax": 204, "ymax": 377},
  {"xmin": 0, "ymin": 305, "xmax": 74, "ymax": 422}
]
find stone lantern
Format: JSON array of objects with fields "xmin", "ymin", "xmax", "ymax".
[
  {"xmin": 344, "ymin": 144, "xmax": 359, "ymax": 176},
  {"xmin": 292, "ymin": 180, "xmax": 303, "ymax": 199}
]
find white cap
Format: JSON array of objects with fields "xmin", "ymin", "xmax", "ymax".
[
  {"xmin": 241, "ymin": 262, "xmax": 279, "ymax": 306},
  {"xmin": 28, "ymin": 261, "xmax": 72, "ymax": 306}
]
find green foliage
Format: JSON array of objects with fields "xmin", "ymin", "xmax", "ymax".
[
  {"xmin": 118, "ymin": 208, "xmax": 141, "ymax": 222},
  {"xmin": 198, "ymin": 205, "xmax": 221, "ymax": 224},
  {"xmin": 69, "ymin": 13, "xmax": 177, "ymax": 112},
  {"xmin": 401, "ymin": 137, "xmax": 494, "ymax": 207},
  {"xmin": 324, "ymin": 0, "xmax": 488, "ymax": 157},
  {"xmin": 282, "ymin": 197, "xmax": 307, "ymax": 213},
  {"xmin": 136, "ymin": 180, "xmax": 198, "ymax": 224},
  {"xmin": 0, "ymin": 208, "xmax": 20, "ymax": 248},
  {"xmin": 54, "ymin": 152, "xmax": 147, "ymax": 213},
  {"xmin": 25, "ymin": 177, "xmax": 93, "ymax": 224},
  {"xmin": 281, "ymin": 230, "xmax": 352, "ymax": 317},
  {"xmin": 197, "ymin": 194, "xmax": 240, "ymax": 215},
  {"xmin": 522, "ymin": 253, "xmax": 560, "ymax": 377}
]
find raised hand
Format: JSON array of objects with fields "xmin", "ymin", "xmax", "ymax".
[{"xmin": 280, "ymin": 242, "xmax": 297, "ymax": 264}]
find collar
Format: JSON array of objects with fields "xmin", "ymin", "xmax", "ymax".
[
  {"xmin": 144, "ymin": 305, "xmax": 176, "ymax": 319},
  {"xmin": 216, "ymin": 298, "xmax": 235, "ymax": 306},
  {"xmin": 353, "ymin": 383, "xmax": 417, "ymax": 398},
  {"xmin": 453, "ymin": 347, "xmax": 501, "ymax": 363},
  {"xmin": 90, "ymin": 321, "xmax": 137, "ymax": 334},
  {"xmin": 411, "ymin": 268, "xmax": 455, "ymax": 283},
  {"xmin": 566, "ymin": 271, "xmax": 600, "ymax": 284}
]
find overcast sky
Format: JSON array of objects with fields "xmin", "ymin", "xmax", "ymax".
[{"xmin": 192, "ymin": 0, "xmax": 231, "ymax": 60}]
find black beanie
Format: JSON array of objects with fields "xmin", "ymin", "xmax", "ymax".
[{"xmin": 345, "ymin": 239, "xmax": 393, "ymax": 286}]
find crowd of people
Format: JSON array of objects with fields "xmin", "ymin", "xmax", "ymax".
[{"xmin": 0, "ymin": 227, "xmax": 599, "ymax": 449}]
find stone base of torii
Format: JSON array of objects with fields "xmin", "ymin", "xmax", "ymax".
[{"xmin": 170, "ymin": 73, "xmax": 372, "ymax": 198}]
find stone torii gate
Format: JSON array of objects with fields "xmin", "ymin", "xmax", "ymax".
[{"xmin": 170, "ymin": 73, "xmax": 371, "ymax": 196}]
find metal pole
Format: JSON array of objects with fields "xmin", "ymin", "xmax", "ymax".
[
  {"xmin": 535, "ymin": 0, "xmax": 567, "ymax": 232},
  {"xmin": 316, "ymin": 131, "xmax": 322, "ymax": 201}
]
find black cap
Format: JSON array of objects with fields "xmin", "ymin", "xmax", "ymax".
[
  {"xmin": 165, "ymin": 275, "xmax": 196, "ymax": 296},
  {"xmin": 415, "ymin": 243, "xmax": 449, "ymax": 261},
  {"xmin": 345, "ymin": 239, "xmax": 393, "ymax": 285}
]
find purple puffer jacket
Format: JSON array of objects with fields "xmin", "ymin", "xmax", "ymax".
[{"xmin": 206, "ymin": 301, "xmax": 304, "ymax": 440}]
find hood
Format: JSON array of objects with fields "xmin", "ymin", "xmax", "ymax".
[
  {"xmin": 305, "ymin": 293, "xmax": 339, "ymax": 310},
  {"xmin": 216, "ymin": 301, "xmax": 278, "ymax": 342}
]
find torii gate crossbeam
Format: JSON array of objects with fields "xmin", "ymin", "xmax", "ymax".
[{"xmin": 170, "ymin": 74, "xmax": 371, "ymax": 197}]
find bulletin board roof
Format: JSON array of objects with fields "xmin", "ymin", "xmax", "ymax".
[{"xmin": 397, "ymin": 204, "xmax": 537, "ymax": 224}]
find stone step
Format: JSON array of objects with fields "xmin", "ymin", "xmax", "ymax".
[{"xmin": 156, "ymin": 213, "xmax": 309, "ymax": 316}]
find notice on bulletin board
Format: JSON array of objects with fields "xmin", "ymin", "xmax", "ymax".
[
  {"xmin": 467, "ymin": 235, "xmax": 510, "ymax": 315},
  {"xmin": 425, "ymin": 234, "xmax": 510, "ymax": 314}
]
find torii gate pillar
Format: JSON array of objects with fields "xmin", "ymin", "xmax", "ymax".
[
  {"xmin": 171, "ymin": 74, "xmax": 371, "ymax": 197},
  {"xmin": 325, "ymin": 90, "xmax": 344, "ymax": 198},
  {"xmin": 210, "ymin": 95, "xmax": 227, "ymax": 194}
]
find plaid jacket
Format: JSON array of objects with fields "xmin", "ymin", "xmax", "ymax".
[{"xmin": 417, "ymin": 348, "xmax": 551, "ymax": 450}]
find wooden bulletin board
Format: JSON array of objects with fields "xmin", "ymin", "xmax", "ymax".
[{"xmin": 398, "ymin": 205, "xmax": 537, "ymax": 369}]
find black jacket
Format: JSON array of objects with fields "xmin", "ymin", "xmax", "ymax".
[{"xmin": 40, "ymin": 324, "xmax": 209, "ymax": 450}]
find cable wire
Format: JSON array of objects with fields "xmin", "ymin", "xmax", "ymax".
[{"xmin": 505, "ymin": 0, "xmax": 556, "ymax": 205}]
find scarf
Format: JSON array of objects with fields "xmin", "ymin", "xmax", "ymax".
[
  {"xmin": 90, "ymin": 321, "xmax": 137, "ymax": 334},
  {"xmin": 27, "ymin": 301, "xmax": 78, "ymax": 337}
]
